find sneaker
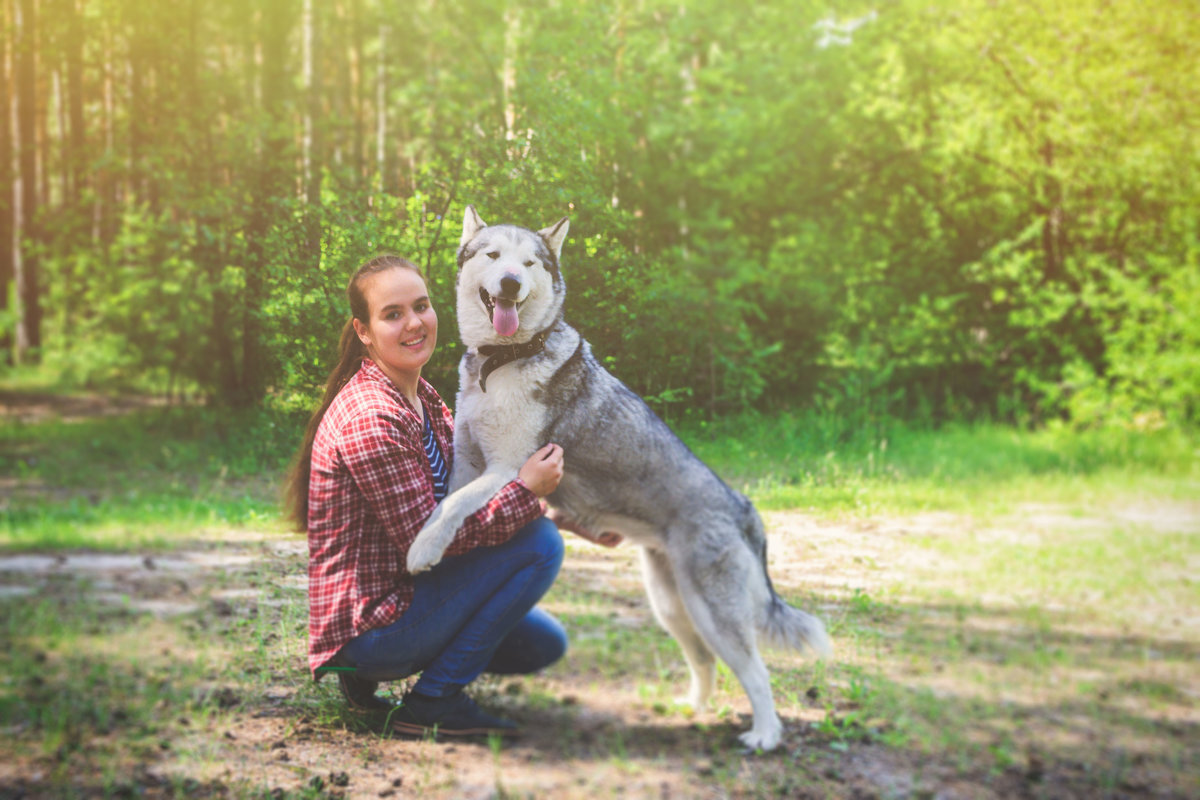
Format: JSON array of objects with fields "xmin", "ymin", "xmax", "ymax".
[
  {"xmin": 337, "ymin": 671, "xmax": 398, "ymax": 713},
  {"xmin": 389, "ymin": 690, "xmax": 518, "ymax": 738}
]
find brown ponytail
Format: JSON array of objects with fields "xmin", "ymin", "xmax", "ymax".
[{"xmin": 283, "ymin": 254, "xmax": 423, "ymax": 530}]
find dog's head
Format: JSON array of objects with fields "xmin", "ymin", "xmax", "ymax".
[{"xmin": 455, "ymin": 205, "xmax": 569, "ymax": 347}]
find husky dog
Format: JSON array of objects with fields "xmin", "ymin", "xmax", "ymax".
[{"xmin": 406, "ymin": 206, "xmax": 831, "ymax": 751}]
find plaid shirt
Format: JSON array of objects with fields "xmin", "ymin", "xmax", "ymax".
[{"xmin": 306, "ymin": 359, "xmax": 541, "ymax": 676}]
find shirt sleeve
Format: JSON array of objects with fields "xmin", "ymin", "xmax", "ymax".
[{"xmin": 338, "ymin": 409, "xmax": 542, "ymax": 566}]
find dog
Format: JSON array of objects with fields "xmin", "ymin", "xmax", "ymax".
[{"xmin": 406, "ymin": 205, "xmax": 831, "ymax": 751}]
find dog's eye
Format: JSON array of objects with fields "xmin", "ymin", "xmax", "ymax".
[
  {"xmin": 524, "ymin": 260, "xmax": 535, "ymax": 267},
  {"xmin": 487, "ymin": 251, "xmax": 500, "ymax": 260}
]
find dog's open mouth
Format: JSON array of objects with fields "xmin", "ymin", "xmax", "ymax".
[{"xmin": 480, "ymin": 287, "xmax": 522, "ymax": 337}]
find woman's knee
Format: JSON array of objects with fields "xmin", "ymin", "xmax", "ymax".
[
  {"xmin": 537, "ymin": 612, "xmax": 569, "ymax": 667},
  {"xmin": 490, "ymin": 608, "xmax": 568, "ymax": 674}
]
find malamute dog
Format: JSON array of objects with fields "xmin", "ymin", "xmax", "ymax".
[{"xmin": 407, "ymin": 206, "xmax": 831, "ymax": 751}]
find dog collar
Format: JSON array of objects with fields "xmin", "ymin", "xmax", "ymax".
[{"xmin": 476, "ymin": 328, "xmax": 552, "ymax": 392}]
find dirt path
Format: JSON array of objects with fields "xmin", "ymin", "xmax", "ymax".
[{"xmin": 2, "ymin": 499, "xmax": 1197, "ymax": 799}]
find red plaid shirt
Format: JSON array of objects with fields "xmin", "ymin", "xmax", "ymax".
[{"xmin": 306, "ymin": 358, "xmax": 542, "ymax": 676}]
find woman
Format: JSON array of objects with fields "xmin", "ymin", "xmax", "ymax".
[{"xmin": 286, "ymin": 254, "xmax": 613, "ymax": 737}]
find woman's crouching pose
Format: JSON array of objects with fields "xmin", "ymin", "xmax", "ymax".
[{"xmin": 285, "ymin": 255, "xmax": 618, "ymax": 737}]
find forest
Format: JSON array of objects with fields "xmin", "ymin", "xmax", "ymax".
[
  {"xmin": 2, "ymin": 0, "xmax": 1197, "ymax": 427},
  {"xmin": 3, "ymin": 3, "xmax": 1199, "ymax": 796}
]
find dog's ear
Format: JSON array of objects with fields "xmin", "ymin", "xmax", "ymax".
[
  {"xmin": 462, "ymin": 205, "xmax": 487, "ymax": 247},
  {"xmin": 538, "ymin": 216, "xmax": 570, "ymax": 263}
]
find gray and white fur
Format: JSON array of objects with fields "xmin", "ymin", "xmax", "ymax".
[{"xmin": 406, "ymin": 205, "xmax": 832, "ymax": 751}]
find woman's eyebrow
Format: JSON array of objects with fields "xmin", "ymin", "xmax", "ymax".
[{"xmin": 380, "ymin": 296, "xmax": 430, "ymax": 312}]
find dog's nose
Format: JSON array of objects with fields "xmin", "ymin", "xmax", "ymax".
[{"xmin": 499, "ymin": 273, "xmax": 522, "ymax": 298}]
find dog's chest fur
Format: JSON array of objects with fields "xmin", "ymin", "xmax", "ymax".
[{"xmin": 456, "ymin": 354, "xmax": 553, "ymax": 469}]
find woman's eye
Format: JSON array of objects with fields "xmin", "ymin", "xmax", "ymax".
[{"xmin": 487, "ymin": 251, "xmax": 500, "ymax": 260}]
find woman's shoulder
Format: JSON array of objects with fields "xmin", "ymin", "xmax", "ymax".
[{"xmin": 325, "ymin": 363, "xmax": 414, "ymax": 433}]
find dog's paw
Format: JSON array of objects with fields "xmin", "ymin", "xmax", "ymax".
[
  {"xmin": 738, "ymin": 722, "xmax": 782, "ymax": 753},
  {"xmin": 406, "ymin": 532, "xmax": 448, "ymax": 574},
  {"xmin": 673, "ymin": 691, "xmax": 708, "ymax": 714},
  {"xmin": 670, "ymin": 697, "xmax": 698, "ymax": 718}
]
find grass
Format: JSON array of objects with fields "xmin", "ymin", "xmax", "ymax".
[
  {"xmin": 1, "ymin": 384, "xmax": 1198, "ymax": 797},
  {"xmin": 1, "ymin": 404, "xmax": 302, "ymax": 549},
  {"xmin": 4, "ymin": 389, "xmax": 1194, "ymax": 549},
  {"xmin": 680, "ymin": 409, "xmax": 1199, "ymax": 515}
]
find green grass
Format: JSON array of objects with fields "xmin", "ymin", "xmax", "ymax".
[
  {"xmin": 4, "ymin": 388, "xmax": 1195, "ymax": 551},
  {"xmin": 679, "ymin": 410, "xmax": 1199, "ymax": 515},
  {"xmin": 1, "ymin": 404, "xmax": 303, "ymax": 549}
]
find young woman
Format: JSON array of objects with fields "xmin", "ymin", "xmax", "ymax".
[{"xmin": 286, "ymin": 254, "xmax": 612, "ymax": 737}]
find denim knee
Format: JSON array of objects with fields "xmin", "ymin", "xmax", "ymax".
[{"xmin": 534, "ymin": 613, "xmax": 568, "ymax": 668}]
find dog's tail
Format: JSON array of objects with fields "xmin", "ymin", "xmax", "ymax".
[
  {"xmin": 761, "ymin": 593, "xmax": 832, "ymax": 659},
  {"xmin": 745, "ymin": 510, "xmax": 833, "ymax": 659}
]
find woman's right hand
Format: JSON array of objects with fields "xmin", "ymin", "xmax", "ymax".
[{"xmin": 518, "ymin": 443, "xmax": 565, "ymax": 497}]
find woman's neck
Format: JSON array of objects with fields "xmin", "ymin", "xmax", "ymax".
[{"xmin": 373, "ymin": 359, "xmax": 422, "ymax": 419}]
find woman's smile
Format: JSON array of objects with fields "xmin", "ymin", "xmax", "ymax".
[{"xmin": 352, "ymin": 268, "xmax": 439, "ymax": 398}]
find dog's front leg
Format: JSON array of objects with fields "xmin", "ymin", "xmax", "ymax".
[
  {"xmin": 448, "ymin": 418, "xmax": 486, "ymax": 494},
  {"xmin": 406, "ymin": 470, "xmax": 510, "ymax": 574}
]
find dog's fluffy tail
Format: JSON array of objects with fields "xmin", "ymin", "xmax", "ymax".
[
  {"xmin": 745, "ymin": 509, "xmax": 832, "ymax": 659},
  {"xmin": 760, "ymin": 595, "xmax": 832, "ymax": 659}
]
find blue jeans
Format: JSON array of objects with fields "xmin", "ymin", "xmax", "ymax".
[{"xmin": 340, "ymin": 516, "xmax": 566, "ymax": 697}]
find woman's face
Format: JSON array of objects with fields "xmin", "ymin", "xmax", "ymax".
[{"xmin": 353, "ymin": 267, "xmax": 438, "ymax": 386}]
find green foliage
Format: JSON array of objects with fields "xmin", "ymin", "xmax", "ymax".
[{"xmin": 15, "ymin": 0, "xmax": 1199, "ymax": 426}]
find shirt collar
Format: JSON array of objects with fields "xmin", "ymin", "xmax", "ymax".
[{"xmin": 357, "ymin": 358, "xmax": 443, "ymax": 413}]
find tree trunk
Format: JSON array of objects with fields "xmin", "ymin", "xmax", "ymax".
[
  {"xmin": 64, "ymin": 0, "xmax": 84, "ymax": 205},
  {"xmin": 127, "ymin": 12, "xmax": 143, "ymax": 207},
  {"xmin": 238, "ymin": 0, "xmax": 291, "ymax": 407},
  {"xmin": 302, "ymin": 0, "xmax": 318, "ymax": 204},
  {"xmin": 502, "ymin": 5, "xmax": 519, "ymax": 159},
  {"xmin": 351, "ymin": 0, "xmax": 364, "ymax": 186},
  {"xmin": 375, "ymin": 21, "xmax": 387, "ymax": 192},
  {"xmin": 13, "ymin": 0, "xmax": 39, "ymax": 361},
  {"xmin": 93, "ymin": 13, "xmax": 116, "ymax": 243},
  {"xmin": 301, "ymin": 0, "xmax": 322, "ymax": 273},
  {"xmin": 1039, "ymin": 137, "xmax": 1066, "ymax": 286},
  {"xmin": 0, "ymin": 0, "xmax": 13, "ymax": 362}
]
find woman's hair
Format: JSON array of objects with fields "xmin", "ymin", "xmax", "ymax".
[{"xmin": 284, "ymin": 254, "xmax": 423, "ymax": 530}]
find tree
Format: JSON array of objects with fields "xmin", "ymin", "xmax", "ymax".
[
  {"xmin": 12, "ymin": 0, "xmax": 38, "ymax": 361},
  {"xmin": 0, "ymin": 0, "xmax": 13, "ymax": 363}
]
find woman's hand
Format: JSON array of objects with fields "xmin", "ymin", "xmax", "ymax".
[{"xmin": 518, "ymin": 443, "xmax": 565, "ymax": 497}]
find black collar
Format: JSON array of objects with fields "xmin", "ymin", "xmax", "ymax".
[{"xmin": 476, "ymin": 328, "xmax": 553, "ymax": 392}]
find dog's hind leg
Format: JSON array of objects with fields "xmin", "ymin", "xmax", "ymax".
[
  {"xmin": 639, "ymin": 547, "xmax": 717, "ymax": 711},
  {"xmin": 670, "ymin": 543, "xmax": 783, "ymax": 752}
]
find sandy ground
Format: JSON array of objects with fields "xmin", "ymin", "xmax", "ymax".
[{"xmin": 2, "ymin": 500, "xmax": 1197, "ymax": 799}]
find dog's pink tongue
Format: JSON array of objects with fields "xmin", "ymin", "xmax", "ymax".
[{"xmin": 493, "ymin": 301, "xmax": 520, "ymax": 337}]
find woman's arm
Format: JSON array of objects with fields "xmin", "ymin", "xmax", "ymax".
[{"xmin": 340, "ymin": 409, "xmax": 542, "ymax": 567}]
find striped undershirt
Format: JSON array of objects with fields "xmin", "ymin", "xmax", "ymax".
[{"xmin": 422, "ymin": 409, "xmax": 450, "ymax": 502}]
